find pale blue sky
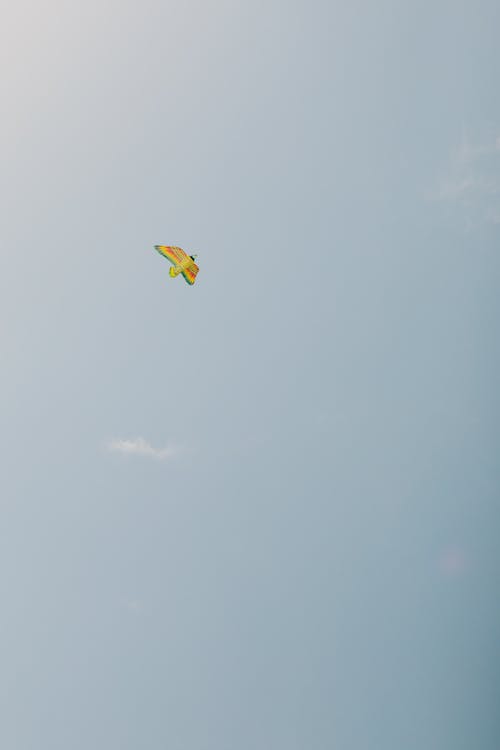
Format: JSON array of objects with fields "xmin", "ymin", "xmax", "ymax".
[{"xmin": 1, "ymin": 1, "xmax": 499, "ymax": 748}]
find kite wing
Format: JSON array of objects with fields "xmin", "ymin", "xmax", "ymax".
[
  {"xmin": 182, "ymin": 260, "xmax": 199, "ymax": 286},
  {"xmin": 155, "ymin": 245, "xmax": 188, "ymax": 266}
]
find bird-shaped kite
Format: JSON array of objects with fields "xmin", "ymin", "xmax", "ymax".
[{"xmin": 154, "ymin": 245, "xmax": 199, "ymax": 285}]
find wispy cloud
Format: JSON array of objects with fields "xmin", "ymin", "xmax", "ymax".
[
  {"xmin": 106, "ymin": 436, "xmax": 179, "ymax": 460},
  {"xmin": 438, "ymin": 546, "xmax": 467, "ymax": 577},
  {"xmin": 431, "ymin": 130, "xmax": 500, "ymax": 226}
]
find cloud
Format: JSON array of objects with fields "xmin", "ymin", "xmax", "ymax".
[
  {"xmin": 438, "ymin": 547, "xmax": 466, "ymax": 577},
  {"xmin": 106, "ymin": 436, "xmax": 179, "ymax": 460},
  {"xmin": 432, "ymin": 130, "xmax": 500, "ymax": 226}
]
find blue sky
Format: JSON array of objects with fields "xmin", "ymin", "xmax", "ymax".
[{"xmin": 1, "ymin": 1, "xmax": 499, "ymax": 747}]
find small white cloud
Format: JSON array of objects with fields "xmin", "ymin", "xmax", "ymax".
[
  {"xmin": 432, "ymin": 130, "xmax": 500, "ymax": 226},
  {"xmin": 439, "ymin": 547, "xmax": 466, "ymax": 577},
  {"xmin": 106, "ymin": 436, "xmax": 178, "ymax": 460}
]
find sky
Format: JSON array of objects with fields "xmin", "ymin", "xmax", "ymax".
[{"xmin": 1, "ymin": 0, "xmax": 499, "ymax": 747}]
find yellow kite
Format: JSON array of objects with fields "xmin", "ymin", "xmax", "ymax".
[{"xmin": 154, "ymin": 245, "xmax": 199, "ymax": 285}]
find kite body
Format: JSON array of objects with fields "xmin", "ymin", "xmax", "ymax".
[{"xmin": 155, "ymin": 245, "xmax": 199, "ymax": 285}]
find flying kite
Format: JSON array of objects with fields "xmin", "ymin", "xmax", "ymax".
[{"xmin": 154, "ymin": 245, "xmax": 199, "ymax": 285}]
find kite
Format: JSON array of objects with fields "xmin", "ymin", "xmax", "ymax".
[{"xmin": 154, "ymin": 245, "xmax": 199, "ymax": 285}]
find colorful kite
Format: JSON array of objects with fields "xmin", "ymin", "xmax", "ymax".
[{"xmin": 154, "ymin": 245, "xmax": 199, "ymax": 285}]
